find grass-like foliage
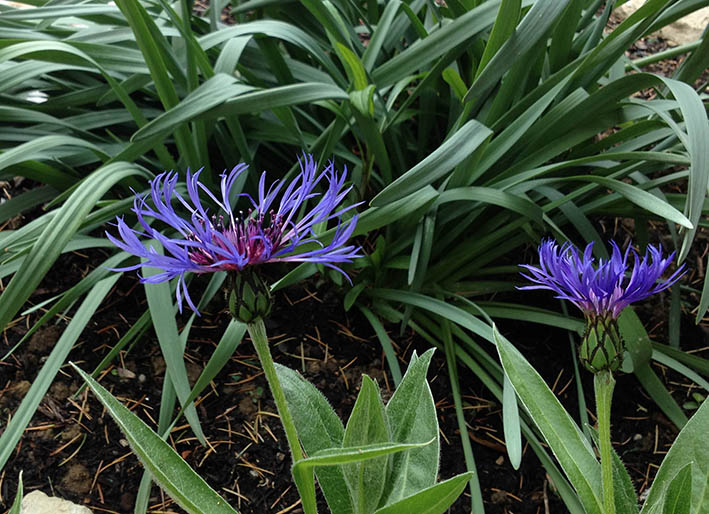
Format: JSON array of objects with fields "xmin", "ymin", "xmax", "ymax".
[{"xmin": 1, "ymin": 0, "xmax": 708, "ymax": 512}]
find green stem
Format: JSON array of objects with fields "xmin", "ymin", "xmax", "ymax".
[
  {"xmin": 594, "ymin": 370, "xmax": 616, "ymax": 514},
  {"xmin": 247, "ymin": 318, "xmax": 317, "ymax": 514}
]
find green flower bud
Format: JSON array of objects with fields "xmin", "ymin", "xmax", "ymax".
[
  {"xmin": 579, "ymin": 316, "xmax": 623, "ymax": 374},
  {"xmin": 227, "ymin": 269, "xmax": 273, "ymax": 323}
]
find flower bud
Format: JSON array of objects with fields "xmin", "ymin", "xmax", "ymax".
[
  {"xmin": 579, "ymin": 316, "xmax": 623, "ymax": 373},
  {"xmin": 227, "ymin": 269, "xmax": 273, "ymax": 323}
]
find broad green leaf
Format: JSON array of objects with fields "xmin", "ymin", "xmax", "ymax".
[
  {"xmin": 494, "ymin": 326, "xmax": 603, "ymax": 514},
  {"xmin": 652, "ymin": 351, "xmax": 709, "ymax": 393},
  {"xmin": 435, "ymin": 186, "xmax": 543, "ymax": 223},
  {"xmin": 372, "ymin": 120, "xmax": 492, "ymax": 206},
  {"xmin": 199, "ymin": 83, "xmax": 349, "ymax": 118},
  {"xmin": 276, "ymin": 364, "xmax": 354, "ymax": 514},
  {"xmin": 72, "ymin": 365, "xmax": 239, "ymax": 514},
  {"xmin": 0, "ymin": 275, "xmax": 119, "ymax": 471},
  {"xmin": 0, "ymin": 135, "xmax": 103, "ymax": 177},
  {"xmin": 343, "ymin": 376, "xmax": 389, "ymax": 514},
  {"xmin": 337, "ymin": 42, "xmax": 368, "ymax": 90},
  {"xmin": 474, "ymin": 0, "xmax": 521, "ymax": 80},
  {"xmin": 503, "ymin": 374, "xmax": 522, "ymax": 470},
  {"xmin": 198, "ymin": 21, "xmax": 344, "ymax": 82},
  {"xmin": 641, "ymin": 398, "xmax": 709, "ymax": 514},
  {"xmin": 0, "ymin": 4, "xmax": 121, "ymax": 19},
  {"xmin": 113, "ymin": 0, "xmax": 199, "ymax": 165},
  {"xmin": 476, "ymin": 302, "xmax": 584, "ymax": 333},
  {"xmin": 293, "ymin": 440, "xmax": 434, "ymax": 471},
  {"xmin": 618, "ymin": 308, "xmax": 654, "ymax": 369},
  {"xmin": 132, "ymin": 74, "xmax": 254, "ymax": 141},
  {"xmin": 572, "ymin": 175, "xmax": 692, "ymax": 229},
  {"xmin": 371, "ymin": 290, "xmax": 493, "ymax": 342},
  {"xmin": 381, "ymin": 349, "xmax": 439, "ymax": 505},
  {"xmin": 662, "ymin": 464, "xmax": 692, "ymax": 514},
  {"xmin": 374, "ymin": 473, "xmax": 473, "ymax": 514}
]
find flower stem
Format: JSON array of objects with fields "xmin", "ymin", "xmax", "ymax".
[
  {"xmin": 594, "ymin": 370, "xmax": 616, "ymax": 514},
  {"xmin": 247, "ymin": 319, "xmax": 316, "ymax": 514}
]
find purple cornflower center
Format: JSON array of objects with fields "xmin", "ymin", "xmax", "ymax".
[{"xmin": 188, "ymin": 209, "xmax": 285, "ymax": 270}]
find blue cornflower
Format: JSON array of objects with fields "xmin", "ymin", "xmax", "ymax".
[
  {"xmin": 520, "ymin": 239, "xmax": 685, "ymax": 372},
  {"xmin": 108, "ymin": 155, "xmax": 361, "ymax": 314},
  {"xmin": 520, "ymin": 239, "xmax": 685, "ymax": 319}
]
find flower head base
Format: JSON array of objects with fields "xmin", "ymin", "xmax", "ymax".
[
  {"xmin": 108, "ymin": 155, "xmax": 361, "ymax": 314},
  {"xmin": 580, "ymin": 316, "xmax": 623, "ymax": 373},
  {"xmin": 228, "ymin": 268, "xmax": 272, "ymax": 323},
  {"xmin": 520, "ymin": 239, "xmax": 685, "ymax": 373}
]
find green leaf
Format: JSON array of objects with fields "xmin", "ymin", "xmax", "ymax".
[
  {"xmin": 588, "ymin": 427, "xmax": 639, "ymax": 514},
  {"xmin": 275, "ymin": 364, "xmax": 354, "ymax": 514},
  {"xmin": 0, "ymin": 275, "xmax": 119, "ymax": 471},
  {"xmin": 336, "ymin": 42, "xmax": 369, "ymax": 90},
  {"xmin": 71, "ymin": 365, "xmax": 239, "ymax": 514},
  {"xmin": 199, "ymin": 83, "xmax": 349, "ymax": 118},
  {"xmin": 173, "ymin": 320, "xmax": 246, "ymax": 424},
  {"xmin": 0, "ymin": 135, "xmax": 103, "ymax": 177},
  {"xmin": 8, "ymin": 472, "xmax": 22, "ymax": 514},
  {"xmin": 361, "ymin": 0, "xmax": 401, "ymax": 71},
  {"xmin": 0, "ymin": 163, "xmax": 149, "ymax": 333},
  {"xmin": 619, "ymin": 309, "xmax": 688, "ymax": 429},
  {"xmin": 372, "ymin": 120, "xmax": 492, "ymax": 206},
  {"xmin": 371, "ymin": 290, "xmax": 493, "ymax": 342},
  {"xmin": 641, "ymin": 398, "xmax": 709, "ymax": 514},
  {"xmin": 357, "ymin": 187, "xmax": 438, "ymax": 234},
  {"xmin": 371, "ymin": 1, "xmax": 501, "ymax": 86},
  {"xmin": 293, "ymin": 440, "xmax": 434, "ymax": 470},
  {"xmin": 474, "ymin": 0, "xmax": 521, "ymax": 80},
  {"xmin": 359, "ymin": 306, "xmax": 403, "ymax": 386},
  {"xmin": 381, "ymin": 349, "xmax": 439, "ymax": 505},
  {"xmin": 343, "ymin": 376, "xmax": 389, "ymax": 514},
  {"xmin": 662, "ymin": 464, "xmax": 692, "ymax": 514},
  {"xmin": 575, "ymin": 175, "xmax": 692, "ymax": 229},
  {"xmin": 436, "ymin": 186, "xmax": 543, "ymax": 223},
  {"xmin": 143, "ymin": 258, "xmax": 205, "ymax": 443},
  {"xmin": 494, "ymin": 325, "xmax": 603, "ymax": 514},
  {"xmin": 503, "ymin": 374, "xmax": 522, "ymax": 470},
  {"xmin": 132, "ymin": 74, "xmax": 253, "ymax": 141},
  {"xmin": 618, "ymin": 308, "xmax": 653, "ymax": 369},
  {"xmin": 0, "ymin": 186, "xmax": 56, "ymax": 224},
  {"xmin": 465, "ymin": 0, "xmax": 571, "ymax": 104},
  {"xmin": 374, "ymin": 473, "xmax": 473, "ymax": 514},
  {"xmin": 350, "ymin": 85, "xmax": 376, "ymax": 117}
]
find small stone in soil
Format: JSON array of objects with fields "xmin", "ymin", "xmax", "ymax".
[{"xmin": 21, "ymin": 490, "xmax": 93, "ymax": 514}]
